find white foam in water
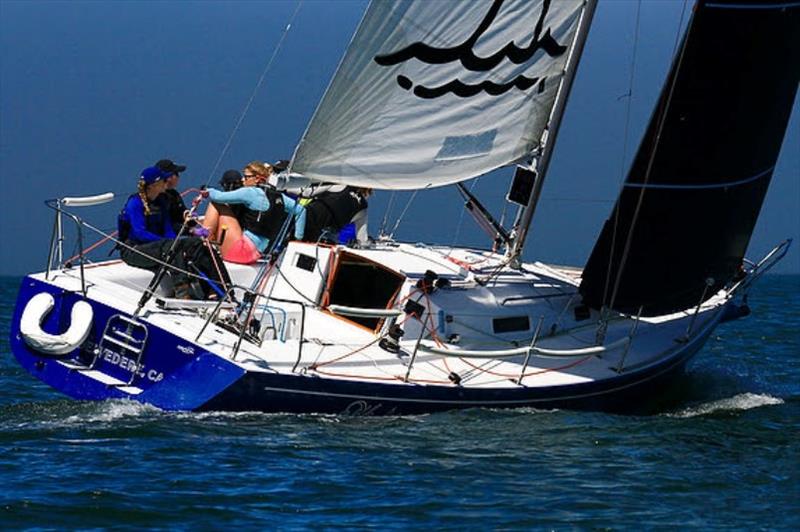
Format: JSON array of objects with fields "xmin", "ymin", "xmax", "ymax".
[
  {"xmin": 671, "ymin": 392, "xmax": 784, "ymax": 418},
  {"xmin": 173, "ymin": 410, "xmax": 272, "ymax": 421},
  {"xmin": 60, "ymin": 399, "xmax": 162, "ymax": 426},
  {"xmin": 7, "ymin": 399, "xmax": 162, "ymax": 431}
]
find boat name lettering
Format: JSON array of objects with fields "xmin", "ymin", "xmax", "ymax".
[
  {"xmin": 341, "ymin": 400, "xmax": 397, "ymax": 416},
  {"xmin": 176, "ymin": 345, "xmax": 195, "ymax": 355},
  {"xmin": 100, "ymin": 349, "xmax": 163, "ymax": 382}
]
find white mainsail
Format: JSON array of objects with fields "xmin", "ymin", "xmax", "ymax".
[{"xmin": 291, "ymin": 0, "xmax": 587, "ymax": 190}]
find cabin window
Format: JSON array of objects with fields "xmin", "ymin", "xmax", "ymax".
[
  {"xmin": 493, "ymin": 316, "xmax": 530, "ymax": 334},
  {"xmin": 327, "ymin": 252, "xmax": 404, "ymax": 330}
]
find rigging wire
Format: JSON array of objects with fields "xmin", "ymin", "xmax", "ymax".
[
  {"xmin": 601, "ymin": 0, "xmax": 642, "ymax": 310},
  {"xmin": 203, "ymin": 1, "xmax": 304, "ymax": 187},
  {"xmin": 498, "ymin": 194, "xmax": 509, "ymax": 233},
  {"xmin": 606, "ymin": 0, "xmax": 691, "ymax": 313},
  {"xmin": 388, "ymin": 190, "xmax": 419, "ymax": 239},
  {"xmin": 449, "ymin": 177, "xmax": 481, "ymax": 251},
  {"xmin": 378, "ymin": 192, "xmax": 397, "ymax": 237},
  {"xmin": 114, "ymin": 2, "xmax": 304, "ymax": 312}
]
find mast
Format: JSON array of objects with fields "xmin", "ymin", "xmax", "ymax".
[{"xmin": 508, "ymin": 0, "xmax": 597, "ymax": 261}]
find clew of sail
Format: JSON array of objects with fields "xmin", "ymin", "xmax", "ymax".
[{"xmin": 291, "ymin": 0, "xmax": 587, "ymax": 190}]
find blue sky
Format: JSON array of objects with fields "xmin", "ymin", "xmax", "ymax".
[{"xmin": 1, "ymin": 0, "xmax": 798, "ymax": 275}]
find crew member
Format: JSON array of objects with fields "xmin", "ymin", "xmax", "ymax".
[
  {"xmin": 155, "ymin": 158, "xmax": 189, "ymax": 234},
  {"xmin": 118, "ymin": 166, "xmax": 229, "ymax": 300},
  {"xmin": 201, "ymin": 161, "xmax": 306, "ymax": 264},
  {"xmin": 302, "ymin": 186, "xmax": 371, "ymax": 244}
]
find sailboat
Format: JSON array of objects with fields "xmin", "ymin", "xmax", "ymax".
[{"xmin": 9, "ymin": 0, "xmax": 799, "ymax": 414}]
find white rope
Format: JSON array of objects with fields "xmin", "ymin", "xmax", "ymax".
[{"xmin": 410, "ymin": 336, "xmax": 630, "ymax": 359}]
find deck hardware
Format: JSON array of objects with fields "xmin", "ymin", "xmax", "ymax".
[
  {"xmin": 195, "ymin": 295, "xmax": 232, "ymax": 342},
  {"xmin": 96, "ymin": 314, "xmax": 149, "ymax": 386},
  {"xmin": 379, "ymin": 324, "xmax": 404, "ymax": 353},
  {"xmin": 404, "ymin": 319, "xmax": 427, "ymax": 382},
  {"xmin": 517, "ymin": 316, "xmax": 544, "ymax": 385},
  {"xmin": 683, "ymin": 277, "xmax": 714, "ymax": 341},
  {"xmin": 615, "ymin": 306, "xmax": 643, "ymax": 373}
]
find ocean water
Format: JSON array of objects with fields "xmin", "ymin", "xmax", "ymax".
[{"xmin": 1, "ymin": 274, "xmax": 798, "ymax": 529}]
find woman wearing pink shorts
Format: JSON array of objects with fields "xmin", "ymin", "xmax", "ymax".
[{"xmin": 202, "ymin": 162, "xmax": 306, "ymax": 264}]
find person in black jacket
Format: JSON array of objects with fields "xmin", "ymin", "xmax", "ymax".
[
  {"xmin": 155, "ymin": 158, "xmax": 189, "ymax": 234},
  {"xmin": 303, "ymin": 186, "xmax": 371, "ymax": 244}
]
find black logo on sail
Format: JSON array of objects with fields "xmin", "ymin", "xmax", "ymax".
[{"xmin": 374, "ymin": 0, "xmax": 567, "ymax": 99}]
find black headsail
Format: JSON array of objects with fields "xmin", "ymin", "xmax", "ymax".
[{"xmin": 579, "ymin": 0, "xmax": 800, "ymax": 316}]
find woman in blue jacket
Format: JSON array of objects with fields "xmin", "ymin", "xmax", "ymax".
[
  {"xmin": 118, "ymin": 166, "xmax": 229, "ymax": 299},
  {"xmin": 201, "ymin": 161, "xmax": 306, "ymax": 264}
]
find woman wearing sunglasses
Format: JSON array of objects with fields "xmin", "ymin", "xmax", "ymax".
[{"xmin": 201, "ymin": 161, "xmax": 306, "ymax": 264}]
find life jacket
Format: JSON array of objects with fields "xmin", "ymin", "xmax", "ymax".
[
  {"xmin": 161, "ymin": 188, "xmax": 188, "ymax": 233},
  {"xmin": 239, "ymin": 187, "xmax": 289, "ymax": 244},
  {"xmin": 117, "ymin": 212, "xmax": 131, "ymax": 247}
]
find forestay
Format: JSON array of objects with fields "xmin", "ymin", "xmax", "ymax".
[{"xmin": 291, "ymin": 0, "xmax": 586, "ymax": 190}]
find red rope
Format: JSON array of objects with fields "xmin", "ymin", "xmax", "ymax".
[
  {"xmin": 65, "ymin": 231, "xmax": 118, "ymax": 264},
  {"xmin": 203, "ymin": 238, "xmax": 230, "ymax": 293},
  {"xmin": 308, "ymin": 337, "xmax": 382, "ymax": 370},
  {"xmin": 459, "ymin": 355, "xmax": 593, "ymax": 379}
]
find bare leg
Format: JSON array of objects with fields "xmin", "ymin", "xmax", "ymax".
[
  {"xmin": 202, "ymin": 203, "xmax": 221, "ymax": 234},
  {"xmin": 202, "ymin": 203, "xmax": 245, "ymax": 256}
]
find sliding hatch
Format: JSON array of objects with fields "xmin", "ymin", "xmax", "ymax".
[{"xmin": 324, "ymin": 251, "xmax": 405, "ymax": 330}]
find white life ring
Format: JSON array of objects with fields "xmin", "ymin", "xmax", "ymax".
[{"xmin": 20, "ymin": 292, "xmax": 93, "ymax": 355}]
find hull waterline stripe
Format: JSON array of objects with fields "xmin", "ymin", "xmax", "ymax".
[{"xmin": 624, "ymin": 167, "xmax": 773, "ymax": 191}]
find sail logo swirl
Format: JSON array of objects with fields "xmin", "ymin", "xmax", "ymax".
[{"xmin": 374, "ymin": 0, "xmax": 567, "ymax": 99}]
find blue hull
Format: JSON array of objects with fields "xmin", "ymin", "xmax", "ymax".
[
  {"xmin": 10, "ymin": 277, "xmax": 245, "ymax": 410},
  {"xmin": 10, "ymin": 276, "xmax": 710, "ymax": 415}
]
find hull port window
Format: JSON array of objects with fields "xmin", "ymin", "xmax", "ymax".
[{"xmin": 327, "ymin": 252, "xmax": 404, "ymax": 330}]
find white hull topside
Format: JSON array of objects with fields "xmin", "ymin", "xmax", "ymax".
[{"xmin": 23, "ymin": 240, "xmax": 730, "ymax": 399}]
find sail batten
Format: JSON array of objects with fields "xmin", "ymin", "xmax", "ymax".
[{"xmin": 291, "ymin": 0, "xmax": 587, "ymax": 190}]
